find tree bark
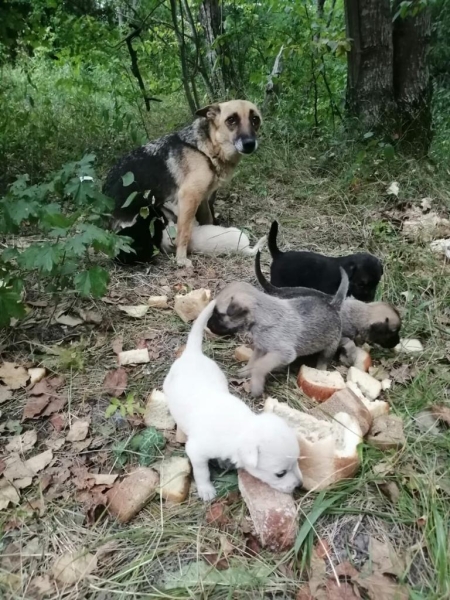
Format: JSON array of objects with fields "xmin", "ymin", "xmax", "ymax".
[
  {"xmin": 393, "ymin": 1, "xmax": 432, "ymax": 155},
  {"xmin": 199, "ymin": 0, "xmax": 225, "ymax": 97},
  {"xmin": 344, "ymin": 0, "xmax": 396, "ymax": 130}
]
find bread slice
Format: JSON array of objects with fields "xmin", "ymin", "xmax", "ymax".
[
  {"xmin": 347, "ymin": 367, "xmax": 382, "ymax": 400},
  {"xmin": 264, "ymin": 397, "xmax": 362, "ymax": 491},
  {"xmin": 310, "ymin": 387, "xmax": 372, "ymax": 436},
  {"xmin": 155, "ymin": 456, "xmax": 191, "ymax": 503},
  {"xmin": 297, "ymin": 366, "xmax": 346, "ymax": 402},
  {"xmin": 144, "ymin": 389, "xmax": 176, "ymax": 430},
  {"xmin": 353, "ymin": 348, "xmax": 372, "ymax": 373},
  {"xmin": 346, "ymin": 381, "xmax": 390, "ymax": 419}
]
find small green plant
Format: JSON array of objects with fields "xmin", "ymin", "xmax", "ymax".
[
  {"xmin": 0, "ymin": 154, "xmax": 133, "ymax": 327},
  {"xmin": 112, "ymin": 427, "xmax": 166, "ymax": 467},
  {"xmin": 105, "ymin": 393, "xmax": 145, "ymax": 419}
]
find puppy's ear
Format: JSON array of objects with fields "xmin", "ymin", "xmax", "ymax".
[
  {"xmin": 238, "ymin": 440, "xmax": 259, "ymax": 469},
  {"xmin": 226, "ymin": 300, "xmax": 248, "ymax": 319},
  {"xmin": 196, "ymin": 104, "xmax": 221, "ymax": 120}
]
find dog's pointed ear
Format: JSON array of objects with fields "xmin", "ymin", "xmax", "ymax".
[
  {"xmin": 196, "ymin": 104, "xmax": 221, "ymax": 120},
  {"xmin": 238, "ymin": 440, "xmax": 259, "ymax": 469}
]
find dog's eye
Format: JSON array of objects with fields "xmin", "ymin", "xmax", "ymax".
[
  {"xmin": 226, "ymin": 116, "xmax": 237, "ymax": 126},
  {"xmin": 276, "ymin": 470, "xmax": 287, "ymax": 478},
  {"xmin": 251, "ymin": 116, "xmax": 260, "ymax": 128}
]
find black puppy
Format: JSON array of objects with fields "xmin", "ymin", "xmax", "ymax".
[{"xmin": 268, "ymin": 221, "xmax": 382, "ymax": 302}]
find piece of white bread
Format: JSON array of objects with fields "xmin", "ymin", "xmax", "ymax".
[
  {"xmin": 346, "ymin": 381, "xmax": 390, "ymax": 419},
  {"xmin": 144, "ymin": 389, "xmax": 176, "ymax": 430},
  {"xmin": 353, "ymin": 348, "xmax": 372, "ymax": 373},
  {"xmin": 264, "ymin": 397, "xmax": 362, "ymax": 491},
  {"xmin": 155, "ymin": 456, "xmax": 191, "ymax": 503},
  {"xmin": 347, "ymin": 367, "xmax": 382, "ymax": 400},
  {"xmin": 297, "ymin": 366, "xmax": 346, "ymax": 402},
  {"xmin": 310, "ymin": 387, "xmax": 372, "ymax": 436}
]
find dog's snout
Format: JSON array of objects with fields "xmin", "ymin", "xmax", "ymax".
[{"xmin": 240, "ymin": 137, "xmax": 257, "ymax": 154}]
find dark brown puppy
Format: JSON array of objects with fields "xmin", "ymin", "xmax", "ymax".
[
  {"xmin": 268, "ymin": 221, "xmax": 383, "ymax": 302},
  {"xmin": 104, "ymin": 100, "xmax": 262, "ymax": 266}
]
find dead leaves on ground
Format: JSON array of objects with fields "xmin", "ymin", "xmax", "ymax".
[
  {"xmin": 298, "ymin": 537, "xmax": 408, "ymax": 600},
  {"xmin": 103, "ymin": 368, "xmax": 128, "ymax": 396},
  {"xmin": 22, "ymin": 375, "xmax": 66, "ymax": 420},
  {"xmin": 0, "ymin": 361, "xmax": 29, "ymax": 389}
]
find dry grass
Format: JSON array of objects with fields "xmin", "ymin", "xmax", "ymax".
[{"xmin": 1, "ymin": 142, "xmax": 450, "ymax": 599}]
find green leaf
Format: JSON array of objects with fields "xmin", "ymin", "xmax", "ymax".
[
  {"xmin": 140, "ymin": 206, "xmax": 149, "ymax": 219},
  {"xmin": 122, "ymin": 191, "xmax": 138, "ymax": 208},
  {"xmin": 383, "ymin": 143, "xmax": 395, "ymax": 161},
  {"xmin": 74, "ymin": 266, "xmax": 109, "ymax": 297},
  {"xmin": 122, "ymin": 171, "xmax": 135, "ymax": 187},
  {"xmin": 19, "ymin": 244, "xmax": 62, "ymax": 273},
  {"xmin": 105, "ymin": 404, "xmax": 118, "ymax": 418},
  {"xmin": 0, "ymin": 281, "xmax": 26, "ymax": 326}
]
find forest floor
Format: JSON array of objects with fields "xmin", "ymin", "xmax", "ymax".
[{"xmin": 1, "ymin": 140, "xmax": 450, "ymax": 599}]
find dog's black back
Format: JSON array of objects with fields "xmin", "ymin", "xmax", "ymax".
[{"xmin": 268, "ymin": 221, "xmax": 382, "ymax": 302}]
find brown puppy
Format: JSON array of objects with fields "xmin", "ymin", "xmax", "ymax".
[{"xmin": 104, "ymin": 100, "xmax": 262, "ymax": 266}]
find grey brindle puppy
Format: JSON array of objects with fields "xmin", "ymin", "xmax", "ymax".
[{"xmin": 207, "ymin": 270, "xmax": 349, "ymax": 397}]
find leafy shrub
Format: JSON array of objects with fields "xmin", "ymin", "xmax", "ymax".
[{"xmin": 0, "ymin": 153, "xmax": 132, "ymax": 326}]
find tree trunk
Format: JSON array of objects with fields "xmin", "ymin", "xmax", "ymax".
[
  {"xmin": 393, "ymin": 1, "xmax": 432, "ymax": 155},
  {"xmin": 344, "ymin": 0, "xmax": 396, "ymax": 130},
  {"xmin": 199, "ymin": 0, "xmax": 225, "ymax": 97}
]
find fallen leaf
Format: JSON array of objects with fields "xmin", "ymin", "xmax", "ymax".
[
  {"xmin": 335, "ymin": 562, "xmax": 360, "ymax": 579},
  {"xmin": 325, "ymin": 579, "xmax": 361, "ymax": 600},
  {"xmin": 41, "ymin": 395, "xmax": 67, "ymax": 416},
  {"xmin": 5, "ymin": 430, "xmax": 38, "ymax": 454},
  {"xmin": 67, "ymin": 419, "xmax": 90, "ymax": 442},
  {"xmin": 0, "ymin": 459, "xmax": 5, "ymax": 475},
  {"xmin": 244, "ymin": 533, "xmax": 262, "ymax": 557},
  {"xmin": 22, "ymin": 396, "xmax": 50, "ymax": 420},
  {"xmin": 25, "ymin": 449, "xmax": 54, "ymax": 475},
  {"xmin": 103, "ymin": 368, "xmax": 128, "ymax": 397},
  {"xmin": 430, "ymin": 404, "xmax": 450, "ymax": 427},
  {"xmin": 52, "ymin": 550, "xmax": 97, "ymax": 584},
  {"xmin": 356, "ymin": 572, "xmax": 408, "ymax": 600},
  {"xmin": 219, "ymin": 534, "xmax": 234, "ymax": 558},
  {"xmin": 206, "ymin": 501, "xmax": 229, "ymax": 528},
  {"xmin": 49, "ymin": 413, "xmax": 65, "ymax": 432},
  {"xmin": 377, "ymin": 481, "xmax": 401, "ymax": 504},
  {"xmin": 0, "ymin": 362, "xmax": 29, "ymax": 389},
  {"xmin": 203, "ymin": 552, "xmax": 229, "ymax": 571},
  {"xmin": 29, "ymin": 574, "xmax": 54, "ymax": 598},
  {"xmin": 111, "ymin": 336, "xmax": 123, "ymax": 355},
  {"xmin": 387, "ymin": 181, "xmax": 399, "ymax": 196},
  {"xmin": 45, "ymin": 436, "xmax": 66, "ymax": 451},
  {"xmin": 118, "ymin": 304, "xmax": 149, "ymax": 318},
  {"xmin": 54, "ymin": 310, "xmax": 83, "ymax": 327},
  {"xmin": 389, "ymin": 364, "xmax": 418, "ymax": 385},
  {"xmin": 87, "ymin": 473, "xmax": 118, "ymax": 486},
  {"xmin": 0, "ymin": 483, "xmax": 20, "ymax": 510},
  {"xmin": 365, "ymin": 537, "xmax": 405, "ymax": 577},
  {"xmin": 315, "ymin": 538, "xmax": 331, "ymax": 559},
  {"xmin": 72, "ymin": 439, "xmax": 92, "ymax": 453},
  {"xmin": 78, "ymin": 309, "xmax": 102, "ymax": 324},
  {"xmin": 308, "ymin": 548, "xmax": 327, "ymax": 597},
  {"xmin": 0, "ymin": 386, "xmax": 13, "ymax": 403},
  {"xmin": 415, "ymin": 410, "xmax": 440, "ymax": 435}
]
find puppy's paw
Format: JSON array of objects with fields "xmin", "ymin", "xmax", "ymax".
[
  {"xmin": 197, "ymin": 482, "xmax": 217, "ymax": 502},
  {"xmin": 238, "ymin": 366, "xmax": 251, "ymax": 378},
  {"xmin": 177, "ymin": 257, "xmax": 193, "ymax": 268},
  {"xmin": 250, "ymin": 380, "xmax": 264, "ymax": 398}
]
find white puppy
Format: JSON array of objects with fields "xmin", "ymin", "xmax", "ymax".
[
  {"xmin": 163, "ymin": 300, "xmax": 302, "ymax": 501},
  {"xmin": 161, "ymin": 222, "xmax": 267, "ymax": 257}
]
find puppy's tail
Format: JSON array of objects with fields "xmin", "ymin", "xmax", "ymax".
[
  {"xmin": 268, "ymin": 221, "xmax": 282, "ymax": 257},
  {"xmin": 242, "ymin": 234, "xmax": 267, "ymax": 256},
  {"xmin": 185, "ymin": 299, "xmax": 217, "ymax": 353},
  {"xmin": 331, "ymin": 268, "xmax": 349, "ymax": 310},
  {"xmin": 255, "ymin": 250, "xmax": 280, "ymax": 294}
]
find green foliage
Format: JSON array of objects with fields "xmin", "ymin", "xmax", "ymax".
[
  {"xmin": 0, "ymin": 154, "xmax": 133, "ymax": 327},
  {"xmin": 105, "ymin": 393, "xmax": 145, "ymax": 419},
  {"xmin": 112, "ymin": 427, "xmax": 166, "ymax": 467}
]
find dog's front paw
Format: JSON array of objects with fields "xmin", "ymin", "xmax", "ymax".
[
  {"xmin": 197, "ymin": 482, "xmax": 217, "ymax": 502},
  {"xmin": 238, "ymin": 366, "xmax": 251, "ymax": 378},
  {"xmin": 177, "ymin": 257, "xmax": 193, "ymax": 268},
  {"xmin": 250, "ymin": 379, "xmax": 264, "ymax": 398}
]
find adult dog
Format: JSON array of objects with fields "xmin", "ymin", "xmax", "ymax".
[
  {"xmin": 163, "ymin": 300, "xmax": 302, "ymax": 501},
  {"xmin": 267, "ymin": 221, "xmax": 383, "ymax": 302},
  {"xmin": 104, "ymin": 100, "xmax": 262, "ymax": 266}
]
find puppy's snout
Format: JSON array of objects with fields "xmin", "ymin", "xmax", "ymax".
[{"xmin": 239, "ymin": 137, "xmax": 257, "ymax": 154}]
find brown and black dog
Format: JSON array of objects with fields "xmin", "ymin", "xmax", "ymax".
[{"xmin": 104, "ymin": 100, "xmax": 262, "ymax": 266}]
